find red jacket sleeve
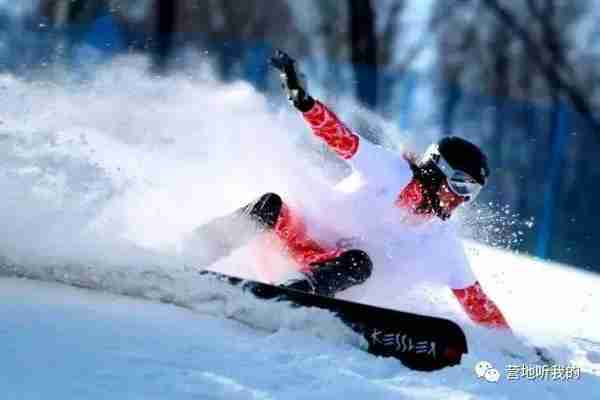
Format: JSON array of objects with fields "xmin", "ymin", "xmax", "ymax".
[
  {"xmin": 302, "ymin": 100, "xmax": 360, "ymax": 160},
  {"xmin": 452, "ymin": 281, "xmax": 510, "ymax": 330}
]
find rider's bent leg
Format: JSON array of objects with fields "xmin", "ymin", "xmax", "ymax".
[
  {"xmin": 187, "ymin": 193, "xmax": 284, "ymax": 267},
  {"xmin": 190, "ymin": 192, "xmax": 373, "ymax": 297}
]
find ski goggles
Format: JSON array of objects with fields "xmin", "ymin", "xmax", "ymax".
[{"xmin": 421, "ymin": 144, "xmax": 483, "ymax": 202}]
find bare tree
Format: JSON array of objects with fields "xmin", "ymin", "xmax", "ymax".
[
  {"xmin": 104, "ymin": 0, "xmax": 304, "ymax": 81},
  {"xmin": 348, "ymin": 0, "xmax": 377, "ymax": 108},
  {"xmin": 478, "ymin": 0, "xmax": 600, "ymax": 134},
  {"xmin": 175, "ymin": 0, "xmax": 303, "ymax": 80},
  {"xmin": 37, "ymin": 0, "xmax": 109, "ymax": 67},
  {"xmin": 152, "ymin": 0, "xmax": 176, "ymax": 73},
  {"xmin": 39, "ymin": 0, "xmax": 107, "ymax": 26}
]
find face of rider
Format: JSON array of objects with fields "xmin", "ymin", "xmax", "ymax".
[
  {"xmin": 411, "ymin": 174, "xmax": 465, "ymax": 221},
  {"xmin": 435, "ymin": 180, "xmax": 465, "ymax": 220},
  {"xmin": 403, "ymin": 156, "xmax": 468, "ymax": 221}
]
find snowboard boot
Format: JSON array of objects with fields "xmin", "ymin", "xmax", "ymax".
[
  {"xmin": 270, "ymin": 250, "xmax": 373, "ymax": 297},
  {"xmin": 300, "ymin": 249, "xmax": 373, "ymax": 297},
  {"xmin": 187, "ymin": 193, "xmax": 283, "ymax": 267},
  {"xmin": 248, "ymin": 249, "xmax": 373, "ymax": 299}
]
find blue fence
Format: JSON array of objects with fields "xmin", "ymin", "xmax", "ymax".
[{"xmin": 1, "ymin": 12, "xmax": 598, "ymax": 272}]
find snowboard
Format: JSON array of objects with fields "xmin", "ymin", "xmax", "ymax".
[{"xmin": 198, "ymin": 270, "xmax": 468, "ymax": 371}]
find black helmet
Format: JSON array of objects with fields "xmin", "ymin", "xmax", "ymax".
[
  {"xmin": 419, "ymin": 136, "xmax": 489, "ymax": 202},
  {"xmin": 437, "ymin": 136, "xmax": 489, "ymax": 186}
]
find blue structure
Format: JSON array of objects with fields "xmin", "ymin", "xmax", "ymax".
[{"xmin": 73, "ymin": 13, "xmax": 126, "ymax": 68}]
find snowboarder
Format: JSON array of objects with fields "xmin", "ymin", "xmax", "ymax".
[{"xmin": 188, "ymin": 50, "xmax": 510, "ymax": 330}]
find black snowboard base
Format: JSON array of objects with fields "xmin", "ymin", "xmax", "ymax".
[{"xmin": 198, "ymin": 270, "xmax": 468, "ymax": 371}]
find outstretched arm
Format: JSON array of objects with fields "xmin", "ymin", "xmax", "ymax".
[
  {"xmin": 301, "ymin": 100, "xmax": 360, "ymax": 160},
  {"xmin": 270, "ymin": 50, "xmax": 360, "ymax": 160},
  {"xmin": 269, "ymin": 49, "xmax": 412, "ymax": 186},
  {"xmin": 452, "ymin": 281, "xmax": 511, "ymax": 330}
]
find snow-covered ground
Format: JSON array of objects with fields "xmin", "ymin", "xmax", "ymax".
[
  {"xmin": 0, "ymin": 58, "xmax": 599, "ymax": 398},
  {"xmin": 1, "ymin": 245, "xmax": 599, "ymax": 399}
]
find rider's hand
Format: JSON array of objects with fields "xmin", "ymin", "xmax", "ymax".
[{"xmin": 269, "ymin": 49, "xmax": 314, "ymax": 112}]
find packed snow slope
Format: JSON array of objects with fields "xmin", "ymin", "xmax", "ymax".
[
  {"xmin": 0, "ymin": 57, "xmax": 599, "ymax": 398},
  {"xmin": 1, "ymin": 248, "xmax": 599, "ymax": 399}
]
